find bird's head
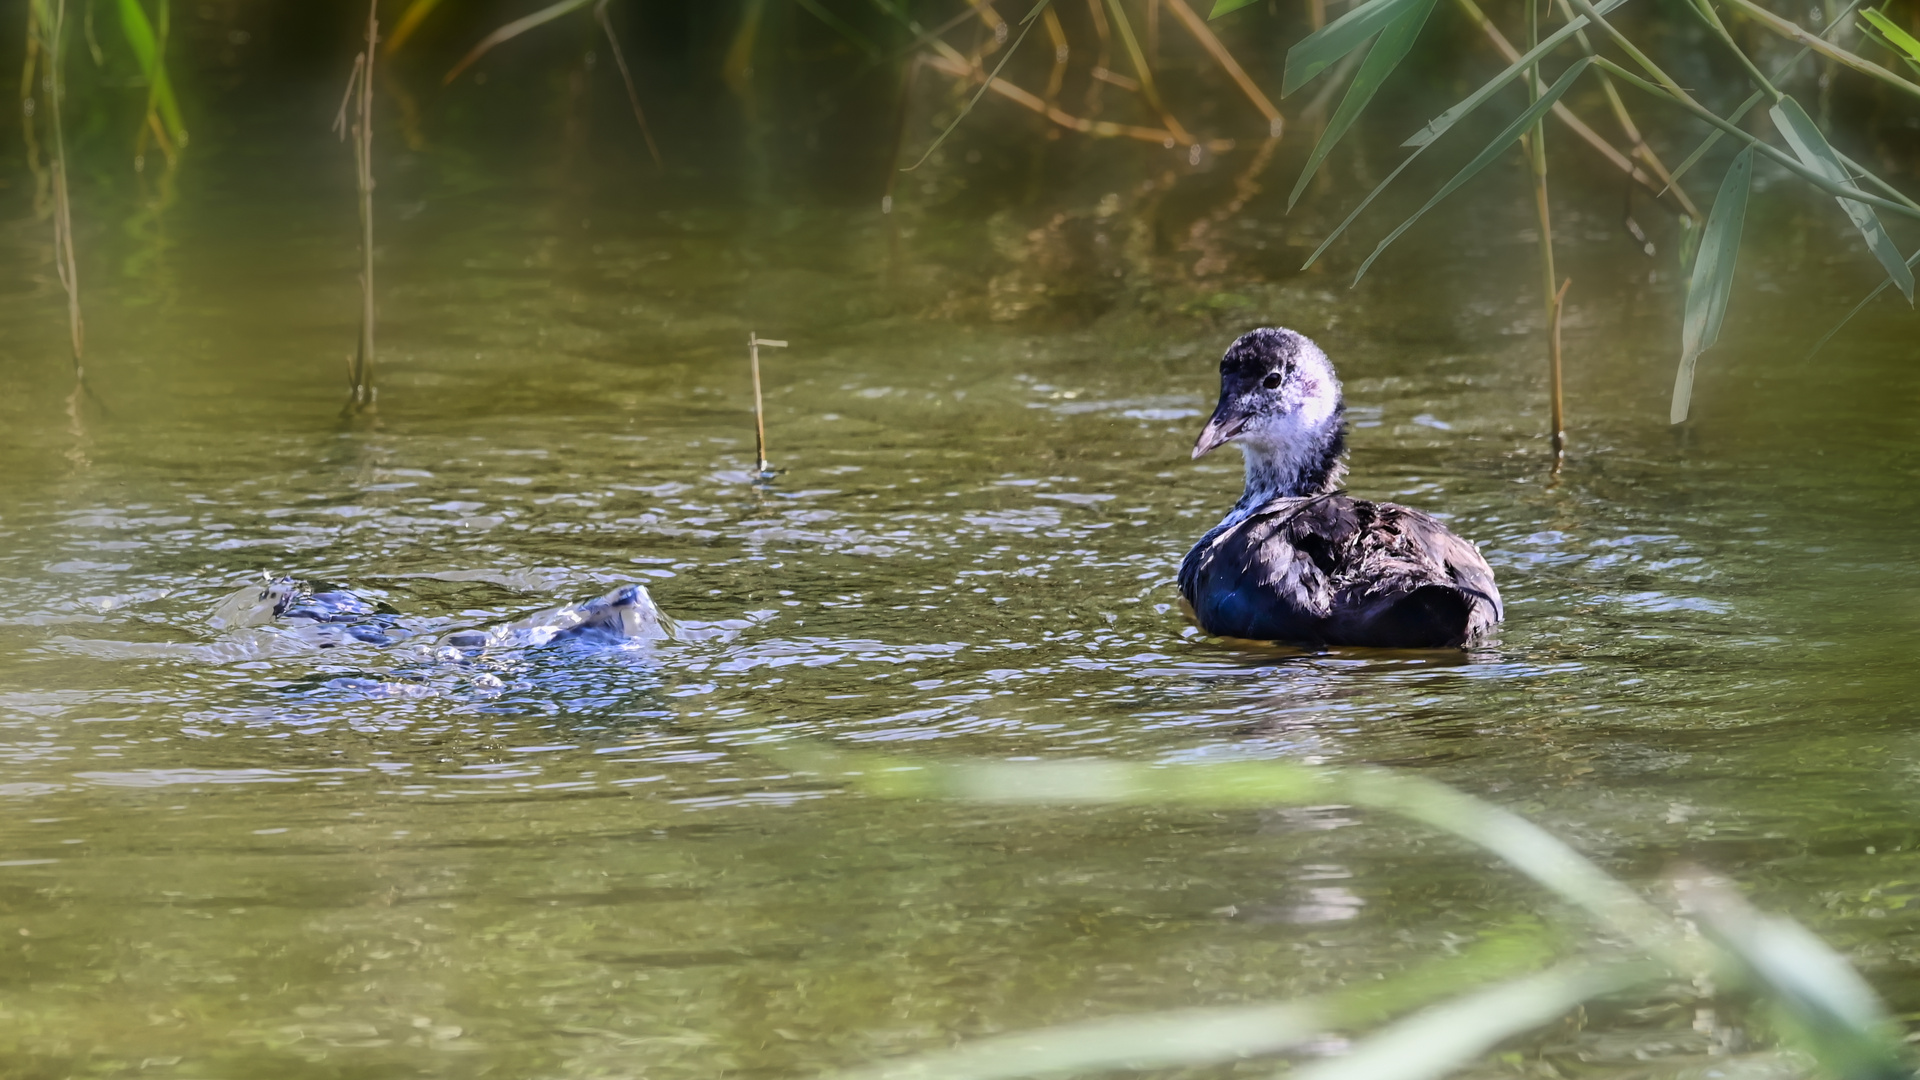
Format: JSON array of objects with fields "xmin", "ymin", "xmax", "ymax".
[{"xmin": 1192, "ymin": 327, "xmax": 1346, "ymax": 498}]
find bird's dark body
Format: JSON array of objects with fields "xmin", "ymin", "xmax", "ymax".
[
  {"xmin": 1178, "ymin": 327, "xmax": 1503, "ymax": 649},
  {"xmin": 1178, "ymin": 493, "xmax": 1501, "ymax": 648}
]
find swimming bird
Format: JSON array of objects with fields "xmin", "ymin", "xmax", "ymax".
[{"xmin": 1177, "ymin": 327, "xmax": 1501, "ymax": 648}]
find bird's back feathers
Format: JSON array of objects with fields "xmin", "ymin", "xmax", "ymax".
[{"xmin": 1179, "ymin": 493, "xmax": 1501, "ymax": 648}]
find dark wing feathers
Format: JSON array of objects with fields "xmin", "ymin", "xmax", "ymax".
[{"xmin": 1179, "ymin": 495, "xmax": 1501, "ymax": 648}]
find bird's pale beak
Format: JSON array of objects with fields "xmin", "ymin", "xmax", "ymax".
[{"xmin": 1191, "ymin": 402, "xmax": 1248, "ymax": 460}]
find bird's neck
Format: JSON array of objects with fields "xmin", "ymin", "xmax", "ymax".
[{"xmin": 1232, "ymin": 420, "xmax": 1346, "ymax": 512}]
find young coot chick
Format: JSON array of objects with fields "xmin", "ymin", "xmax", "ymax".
[{"xmin": 1177, "ymin": 327, "xmax": 1501, "ymax": 648}]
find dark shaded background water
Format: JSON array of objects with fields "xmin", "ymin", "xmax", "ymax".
[{"xmin": 2, "ymin": 52, "xmax": 1920, "ymax": 1079}]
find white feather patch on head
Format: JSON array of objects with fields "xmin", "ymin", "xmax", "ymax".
[{"xmin": 1230, "ymin": 332, "xmax": 1345, "ymax": 509}]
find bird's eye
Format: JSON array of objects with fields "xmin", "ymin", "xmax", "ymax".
[{"xmin": 1261, "ymin": 372, "xmax": 1283, "ymax": 390}]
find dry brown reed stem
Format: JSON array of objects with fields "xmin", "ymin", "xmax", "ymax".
[
  {"xmin": 1456, "ymin": 0, "xmax": 1690, "ymax": 215},
  {"xmin": 1102, "ymin": 0, "xmax": 1195, "ymax": 145},
  {"xmin": 1083, "ymin": 0, "xmax": 1112, "ymax": 113},
  {"xmin": 1525, "ymin": 0, "xmax": 1561, "ymax": 468},
  {"xmin": 886, "ymin": 4, "xmax": 997, "ymax": 66},
  {"xmin": 1722, "ymin": 0, "xmax": 1920, "ymax": 102},
  {"xmin": 334, "ymin": 1, "xmax": 377, "ymax": 417},
  {"xmin": 1160, "ymin": 0, "xmax": 1282, "ymax": 137},
  {"xmin": 1298, "ymin": 44, "xmax": 1363, "ymax": 125},
  {"xmin": 922, "ymin": 50, "xmax": 1227, "ymax": 148},
  {"xmin": 748, "ymin": 333, "xmax": 788, "ymax": 475},
  {"xmin": 594, "ymin": 0, "xmax": 662, "ymax": 169},
  {"xmin": 1550, "ymin": 277, "xmax": 1571, "ymax": 467},
  {"xmin": 1042, "ymin": 7, "xmax": 1070, "ymax": 108}
]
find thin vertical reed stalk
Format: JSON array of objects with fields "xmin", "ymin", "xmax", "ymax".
[
  {"xmin": 1083, "ymin": 0, "xmax": 1111, "ymax": 114},
  {"xmin": 41, "ymin": 0, "xmax": 84, "ymax": 384},
  {"xmin": 335, "ymin": 0, "xmax": 378, "ymax": 417},
  {"xmin": 1103, "ymin": 0, "xmax": 1194, "ymax": 145},
  {"xmin": 1525, "ymin": 0, "xmax": 1563, "ymax": 467},
  {"xmin": 1161, "ymin": 0, "xmax": 1282, "ymax": 136},
  {"xmin": 748, "ymin": 333, "xmax": 788, "ymax": 475},
  {"xmin": 882, "ymin": 55, "xmax": 922, "ymax": 281},
  {"xmin": 1549, "ymin": 276, "xmax": 1570, "ymax": 463},
  {"xmin": 21, "ymin": 3, "xmax": 51, "ymax": 215}
]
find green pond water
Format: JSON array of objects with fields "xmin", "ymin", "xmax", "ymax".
[{"xmin": 1, "ymin": 96, "xmax": 1919, "ymax": 1080}]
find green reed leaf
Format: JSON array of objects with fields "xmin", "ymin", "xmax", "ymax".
[
  {"xmin": 1289, "ymin": 0, "xmax": 1437, "ymax": 210},
  {"xmin": 1673, "ymin": 147, "xmax": 1751, "ymax": 424},
  {"xmin": 1666, "ymin": 0, "xmax": 1868, "ymax": 188},
  {"xmin": 445, "ymin": 0, "xmax": 595, "ymax": 84},
  {"xmin": 1354, "ymin": 57, "xmax": 1592, "ymax": 284},
  {"xmin": 1403, "ymin": 0, "xmax": 1625, "ymax": 148},
  {"xmin": 1860, "ymin": 8, "xmax": 1920, "ymax": 60},
  {"xmin": 1724, "ymin": 0, "xmax": 1920, "ymax": 103},
  {"xmin": 1208, "ymin": 0, "xmax": 1262, "ymax": 16},
  {"xmin": 1770, "ymin": 95, "xmax": 1914, "ymax": 303},
  {"xmin": 1302, "ymin": 0, "xmax": 1629, "ymax": 266},
  {"xmin": 830, "ymin": 1001, "xmax": 1334, "ymax": 1080},
  {"xmin": 1283, "ymin": 0, "xmax": 1429, "ymax": 96},
  {"xmin": 1291, "ymin": 961, "xmax": 1660, "ymax": 1080},
  {"xmin": 115, "ymin": 0, "xmax": 186, "ymax": 147},
  {"xmin": 783, "ymin": 746, "xmax": 1690, "ymax": 963},
  {"xmin": 1858, "ymin": 22, "xmax": 1920, "ymax": 76}
]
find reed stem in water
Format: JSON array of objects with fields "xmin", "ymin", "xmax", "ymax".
[
  {"xmin": 1524, "ymin": 0, "xmax": 1564, "ymax": 468},
  {"xmin": 1550, "ymin": 277, "xmax": 1571, "ymax": 468},
  {"xmin": 748, "ymin": 332, "xmax": 787, "ymax": 476},
  {"xmin": 334, "ymin": 0, "xmax": 378, "ymax": 417},
  {"xmin": 37, "ymin": 0, "xmax": 84, "ymax": 382}
]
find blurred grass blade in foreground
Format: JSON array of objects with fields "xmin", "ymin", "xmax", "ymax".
[
  {"xmin": 789, "ymin": 746, "xmax": 1909, "ymax": 1080},
  {"xmin": 1289, "ymin": 960, "xmax": 1658, "ymax": 1080},
  {"xmin": 831, "ymin": 1002, "xmax": 1334, "ymax": 1080},
  {"xmin": 784, "ymin": 748, "xmax": 1683, "ymax": 958},
  {"xmin": 1672, "ymin": 146, "xmax": 1752, "ymax": 424},
  {"xmin": 1770, "ymin": 96, "xmax": 1914, "ymax": 303},
  {"xmin": 1678, "ymin": 873, "xmax": 1909, "ymax": 1080},
  {"xmin": 825, "ymin": 927, "xmax": 1566, "ymax": 1080}
]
